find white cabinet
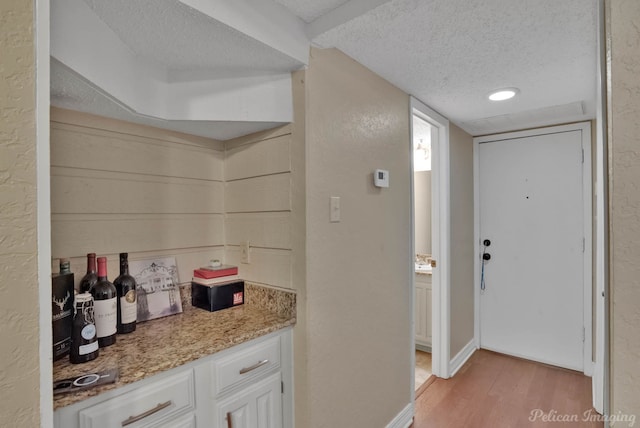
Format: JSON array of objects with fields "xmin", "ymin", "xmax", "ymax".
[
  {"xmin": 415, "ymin": 274, "xmax": 432, "ymax": 348},
  {"xmin": 77, "ymin": 369, "xmax": 196, "ymax": 428},
  {"xmin": 216, "ymin": 373, "xmax": 282, "ymax": 428},
  {"xmin": 54, "ymin": 328, "xmax": 292, "ymax": 428}
]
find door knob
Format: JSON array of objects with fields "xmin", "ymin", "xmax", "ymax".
[{"xmin": 430, "ymin": 259, "xmax": 437, "ymax": 268}]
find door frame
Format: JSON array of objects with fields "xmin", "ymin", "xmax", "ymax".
[
  {"xmin": 473, "ymin": 122, "xmax": 593, "ymax": 376},
  {"xmin": 409, "ymin": 97, "xmax": 451, "ymax": 389}
]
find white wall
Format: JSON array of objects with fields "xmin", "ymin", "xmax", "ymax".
[
  {"xmin": 414, "ymin": 171, "xmax": 432, "ymax": 255},
  {"xmin": 304, "ymin": 47, "xmax": 412, "ymax": 428}
]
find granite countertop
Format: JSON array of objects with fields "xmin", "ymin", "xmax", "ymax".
[{"xmin": 53, "ymin": 283, "xmax": 296, "ymax": 410}]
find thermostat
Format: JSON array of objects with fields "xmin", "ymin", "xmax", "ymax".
[{"xmin": 374, "ymin": 169, "xmax": 389, "ymax": 188}]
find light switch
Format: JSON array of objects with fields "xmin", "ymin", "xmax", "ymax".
[{"xmin": 330, "ymin": 196, "xmax": 340, "ymax": 223}]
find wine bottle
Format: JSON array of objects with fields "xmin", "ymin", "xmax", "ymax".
[
  {"xmin": 113, "ymin": 253, "xmax": 137, "ymax": 334},
  {"xmin": 91, "ymin": 257, "xmax": 117, "ymax": 347},
  {"xmin": 79, "ymin": 253, "xmax": 98, "ymax": 293},
  {"xmin": 69, "ymin": 293, "xmax": 99, "ymax": 364},
  {"xmin": 52, "ymin": 258, "xmax": 74, "ymax": 361}
]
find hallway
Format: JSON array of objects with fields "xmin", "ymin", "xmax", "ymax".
[{"xmin": 413, "ymin": 350, "xmax": 602, "ymax": 428}]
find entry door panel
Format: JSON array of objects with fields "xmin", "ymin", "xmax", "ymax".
[{"xmin": 479, "ymin": 130, "xmax": 584, "ymax": 371}]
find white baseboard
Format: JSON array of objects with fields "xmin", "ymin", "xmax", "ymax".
[
  {"xmin": 415, "ymin": 343, "xmax": 432, "ymax": 353},
  {"xmin": 449, "ymin": 340, "xmax": 476, "ymax": 377},
  {"xmin": 386, "ymin": 403, "xmax": 413, "ymax": 428}
]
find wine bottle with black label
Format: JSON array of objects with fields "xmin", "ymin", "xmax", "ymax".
[
  {"xmin": 114, "ymin": 253, "xmax": 137, "ymax": 334},
  {"xmin": 52, "ymin": 258, "xmax": 74, "ymax": 360},
  {"xmin": 79, "ymin": 253, "xmax": 98, "ymax": 293},
  {"xmin": 69, "ymin": 292, "xmax": 99, "ymax": 364},
  {"xmin": 91, "ymin": 257, "xmax": 117, "ymax": 347}
]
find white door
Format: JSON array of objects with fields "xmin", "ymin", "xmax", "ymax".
[{"xmin": 478, "ymin": 127, "xmax": 589, "ymax": 371}]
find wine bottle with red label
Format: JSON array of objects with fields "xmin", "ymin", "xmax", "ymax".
[
  {"xmin": 113, "ymin": 253, "xmax": 137, "ymax": 334},
  {"xmin": 90, "ymin": 257, "xmax": 117, "ymax": 347}
]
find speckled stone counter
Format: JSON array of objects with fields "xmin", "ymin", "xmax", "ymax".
[{"xmin": 53, "ymin": 282, "xmax": 296, "ymax": 410}]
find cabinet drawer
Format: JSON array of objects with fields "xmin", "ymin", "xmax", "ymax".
[
  {"xmin": 157, "ymin": 413, "xmax": 196, "ymax": 428},
  {"xmin": 79, "ymin": 370, "xmax": 195, "ymax": 428},
  {"xmin": 214, "ymin": 336, "xmax": 281, "ymax": 396}
]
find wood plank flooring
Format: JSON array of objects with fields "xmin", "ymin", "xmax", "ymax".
[
  {"xmin": 413, "ymin": 349, "xmax": 602, "ymax": 428},
  {"xmin": 415, "ymin": 350, "xmax": 433, "ymax": 391}
]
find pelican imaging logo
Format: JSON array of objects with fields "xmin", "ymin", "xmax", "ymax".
[{"xmin": 529, "ymin": 409, "xmax": 636, "ymax": 426}]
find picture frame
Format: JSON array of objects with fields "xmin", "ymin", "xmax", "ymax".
[{"xmin": 128, "ymin": 256, "xmax": 183, "ymax": 322}]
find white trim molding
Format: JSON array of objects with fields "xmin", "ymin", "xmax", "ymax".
[
  {"xmin": 449, "ymin": 340, "xmax": 477, "ymax": 377},
  {"xmin": 385, "ymin": 403, "xmax": 414, "ymax": 428},
  {"xmin": 37, "ymin": 0, "xmax": 53, "ymax": 426},
  {"xmin": 410, "ymin": 97, "xmax": 451, "ymax": 379}
]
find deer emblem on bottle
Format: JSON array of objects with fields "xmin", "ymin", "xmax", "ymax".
[{"xmin": 52, "ymin": 291, "xmax": 72, "ymax": 321}]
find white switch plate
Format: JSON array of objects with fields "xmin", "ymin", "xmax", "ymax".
[
  {"xmin": 240, "ymin": 241, "xmax": 250, "ymax": 264},
  {"xmin": 330, "ymin": 196, "xmax": 340, "ymax": 223}
]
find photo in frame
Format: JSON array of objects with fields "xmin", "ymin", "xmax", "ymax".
[{"xmin": 128, "ymin": 257, "xmax": 183, "ymax": 322}]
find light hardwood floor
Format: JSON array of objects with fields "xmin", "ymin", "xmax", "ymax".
[
  {"xmin": 415, "ymin": 350, "xmax": 433, "ymax": 391},
  {"xmin": 413, "ymin": 349, "xmax": 602, "ymax": 428}
]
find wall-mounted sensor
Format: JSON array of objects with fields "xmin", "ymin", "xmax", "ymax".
[{"xmin": 374, "ymin": 169, "xmax": 389, "ymax": 188}]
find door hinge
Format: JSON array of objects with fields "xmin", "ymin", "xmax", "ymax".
[
  {"xmin": 582, "ymin": 327, "xmax": 586, "ymax": 342},
  {"xmin": 281, "ymin": 381, "xmax": 284, "ymax": 394},
  {"xmin": 582, "ymin": 148, "xmax": 585, "ymax": 164},
  {"xmin": 582, "ymin": 237, "xmax": 585, "ymax": 253}
]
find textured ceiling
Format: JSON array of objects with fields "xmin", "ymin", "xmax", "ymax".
[
  {"xmin": 82, "ymin": 0, "xmax": 304, "ymax": 77},
  {"xmin": 50, "ymin": 60, "xmax": 284, "ymax": 140},
  {"xmin": 312, "ymin": 0, "xmax": 597, "ymax": 135},
  {"xmin": 273, "ymin": 0, "xmax": 351, "ymax": 23},
  {"xmin": 52, "ymin": 0, "xmax": 598, "ymax": 138}
]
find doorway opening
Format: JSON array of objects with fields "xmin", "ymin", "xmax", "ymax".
[
  {"xmin": 413, "ymin": 114, "xmax": 434, "ymax": 392},
  {"xmin": 410, "ymin": 97, "xmax": 451, "ymax": 401}
]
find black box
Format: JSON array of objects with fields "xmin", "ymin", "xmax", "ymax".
[
  {"xmin": 191, "ymin": 280, "xmax": 245, "ymax": 312},
  {"xmin": 52, "ymin": 272, "xmax": 74, "ymax": 361}
]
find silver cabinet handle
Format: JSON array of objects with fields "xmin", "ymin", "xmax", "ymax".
[
  {"xmin": 121, "ymin": 401, "xmax": 171, "ymax": 426},
  {"xmin": 226, "ymin": 411, "xmax": 233, "ymax": 428},
  {"xmin": 239, "ymin": 359, "xmax": 269, "ymax": 374}
]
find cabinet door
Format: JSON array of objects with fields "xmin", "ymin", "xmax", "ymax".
[
  {"xmin": 217, "ymin": 373, "xmax": 282, "ymax": 428},
  {"xmin": 425, "ymin": 285, "xmax": 432, "ymax": 345},
  {"xmin": 415, "ymin": 282, "xmax": 429, "ymax": 346}
]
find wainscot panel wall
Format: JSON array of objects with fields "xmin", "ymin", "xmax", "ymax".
[
  {"xmin": 224, "ymin": 125, "xmax": 295, "ymax": 290},
  {"xmin": 50, "ymin": 108, "xmax": 226, "ymax": 288}
]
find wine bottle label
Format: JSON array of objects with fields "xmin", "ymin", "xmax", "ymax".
[
  {"xmin": 79, "ymin": 341, "xmax": 99, "ymax": 356},
  {"xmin": 81, "ymin": 324, "xmax": 96, "ymax": 340},
  {"xmin": 120, "ymin": 290, "xmax": 137, "ymax": 324},
  {"xmin": 93, "ymin": 298, "xmax": 117, "ymax": 338}
]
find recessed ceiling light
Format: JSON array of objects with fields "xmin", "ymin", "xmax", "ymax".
[{"xmin": 488, "ymin": 88, "xmax": 519, "ymax": 101}]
